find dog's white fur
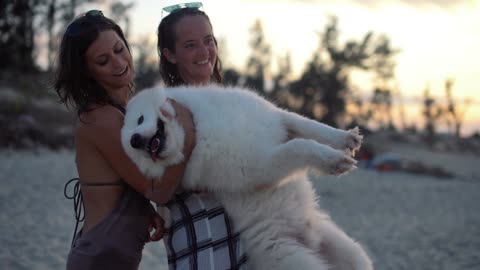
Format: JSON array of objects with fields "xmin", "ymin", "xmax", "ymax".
[{"xmin": 121, "ymin": 84, "xmax": 373, "ymax": 270}]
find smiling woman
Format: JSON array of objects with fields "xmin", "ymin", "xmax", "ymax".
[
  {"xmin": 55, "ymin": 11, "xmax": 135, "ymax": 113},
  {"xmin": 154, "ymin": 6, "xmax": 248, "ymax": 270},
  {"xmin": 161, "ymin": 15, "xmax": 218, "ymax": 85},
  {"xmin": 84, "ymin": 30, "xmax": 134, "ymax": 98},
  {"xmin": 54, "ymin": 10, "xmax": 198, "ymax": 270},
  {"xmin": 157, "ymin": 6, "xmax": 222, "ymax": 87}
]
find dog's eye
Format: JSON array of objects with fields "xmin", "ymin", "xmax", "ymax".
[{"xmin": 137, "ymin": 115, "xmax": 144, "ymax": 125}]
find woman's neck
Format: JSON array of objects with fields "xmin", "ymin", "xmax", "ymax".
[
  {"xmin": 108, "ymin": 86, "xmax": 131, "ymax": 107},
  {"xmin": 178, "ymin": 71, "xmax": 211, "ymax": 86},
  {"xmin": 186, "ymin": 80, "xmax": 210, "ymax": 87}
]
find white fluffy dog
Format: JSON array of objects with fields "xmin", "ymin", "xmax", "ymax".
[{"xmin": 121, "ymin": 84, "xmax": 373, "ymax": 270}]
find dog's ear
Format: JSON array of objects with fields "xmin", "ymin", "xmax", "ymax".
[{"xmin": 160, "ymin": 108, "xmax": 173, "ymax": 121}]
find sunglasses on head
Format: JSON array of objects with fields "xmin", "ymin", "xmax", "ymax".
[
  {"xmin": 161, "ymin": 2, "xmax": 204, "ymax": 18},
  {"xmin": 65, "ymin": 10, "xmax": 104, "ymax": 37}
]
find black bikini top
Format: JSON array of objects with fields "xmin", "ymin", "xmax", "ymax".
[{"xmin": 110, "ymin": 101, "xmax": 126, "ymax": 115}]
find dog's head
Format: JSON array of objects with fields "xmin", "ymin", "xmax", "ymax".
[{"xmin": 121, "ymin": 88, "xmax": 185, "ymax": 176}]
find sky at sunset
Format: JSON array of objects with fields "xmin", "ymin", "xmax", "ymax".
[
  {"xmin": 60, "ymin": 0, "xmax": 477, "ymax": 134},
  {"xmin": 124, "ymin": 0, "xmax": 479, "ymax": 134}
]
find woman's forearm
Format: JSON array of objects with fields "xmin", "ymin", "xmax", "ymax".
[{"xmin": 145, "ymin": 99, "xmax": 196, "ymax": 204}]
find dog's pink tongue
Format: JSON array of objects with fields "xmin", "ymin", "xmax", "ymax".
[{"xmin": 150, "ymin": 138, "xmax": 160, "ymax": 161}]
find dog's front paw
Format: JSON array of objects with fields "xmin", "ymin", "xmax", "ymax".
[
  {"xmin": 323, "ymin": 149, "xmax": 358, "ymax": 176},
  {"xmin": 344, "ymin": 127, "xmax": 363, "ymax": 156}
]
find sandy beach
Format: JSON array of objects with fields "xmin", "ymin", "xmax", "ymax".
[{"xmin": 0, "ymin": 142, "xmax": 479, "ymax": 270}]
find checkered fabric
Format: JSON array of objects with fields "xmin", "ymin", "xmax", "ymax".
[{"xmin": 164, "ymin": 191, "xmax": 248, "ymax": 270}]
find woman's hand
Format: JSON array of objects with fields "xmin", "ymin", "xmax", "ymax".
[
  {"xmin": 147, "ymin": 207, "xmax": 165, "ymax": 242},
  {"xmin": 144, "ymin": 100, "xmax": 196, "ymax": 204}
]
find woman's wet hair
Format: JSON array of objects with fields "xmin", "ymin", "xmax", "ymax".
[
  {"xmin": 54, "ymin": 10, "xmax": 132, "ymax": 115},
  {"xmin": 157, "ymin": 7, "xmax": 222, "ymax": 86}
]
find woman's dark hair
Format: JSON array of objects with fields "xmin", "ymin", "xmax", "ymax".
[
  {"xmin": 157, "ymin": 7, "xmax": 222, "ymax": 86},
  {"xmin": 54, "ymin": 10, "xmax": 132, "ymax": 115}
]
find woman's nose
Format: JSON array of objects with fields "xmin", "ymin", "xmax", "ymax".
[
  {"xmin": 111, "ymin": 55, "xmax": 124, "ymax": 68},
  {"xmin": 198, "ymin": 43, "xmax": 210, "ymax": 57}
]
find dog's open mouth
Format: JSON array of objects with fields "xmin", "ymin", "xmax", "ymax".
[{"xmin": 148, "ymin": 131, "xmax": 165, "ymax": 161}]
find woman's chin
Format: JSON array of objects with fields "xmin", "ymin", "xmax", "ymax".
[{"xmin": 199, "ymin": 67, "xmax": 214, "ymax": 79}]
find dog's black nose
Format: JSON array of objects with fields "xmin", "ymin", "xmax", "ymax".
[{"xmin": 130, "ymin": 133, "xmax": 144, "ymax": 149}]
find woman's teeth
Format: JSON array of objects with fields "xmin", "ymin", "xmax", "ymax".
[
  {"xmin": 114, "ymin": 66, "xmax": 128, "ymax": 76},
  {"xmin": 196, "ymin": 59, "xmax": 209, "ymax": 65}
]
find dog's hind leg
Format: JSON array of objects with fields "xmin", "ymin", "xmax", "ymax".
[
  {"xmin": 307, "ymin": 217, "xmax": 373, "ymax": 270},
  {"xmin": 249, "ymin": 238, "xmax": 330, "ymax": 270},
  {"xmin": 281, "ymin": 111, "xmax": 362, "ymax": 154}
]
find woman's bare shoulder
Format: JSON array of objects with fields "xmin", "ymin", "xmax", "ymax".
[{"xmin": 76, "ymin": 105, "xmax": 124, "ymax": 135}]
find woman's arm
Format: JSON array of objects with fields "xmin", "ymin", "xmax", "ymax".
[
  {"xmin": 79, "ymin": 101, "xmax": 195, "ymax": 204},
  {"xmin": 143, "ymin": 100, "xmax": 196, "ymax": 204}
]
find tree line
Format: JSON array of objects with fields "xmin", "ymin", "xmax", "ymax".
[
  {"xmin": 0, "ymin": 0, "xmax": 132, "ymax": 72},
  {"xmin": 0, "ymin": 0, "xmax": 472, "ymax": 138}
]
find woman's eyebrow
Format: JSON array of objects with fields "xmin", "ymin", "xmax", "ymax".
[
  {"xmin": 95, "ymin": 40, "xmax": 122, "ymax": 59},
  {"xmin": 113, "ymin": 40, "xmax": 122, "ymax": 49}
]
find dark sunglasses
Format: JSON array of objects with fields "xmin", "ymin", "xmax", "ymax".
[
  {"xmin": 161, "ymin": 2, "xmax": 204, "ymax": 18},
  {"xmin": 65, "ymin": 10, "xmax": 104, "ymax": 37}
]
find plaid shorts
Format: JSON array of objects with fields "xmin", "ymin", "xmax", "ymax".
[{"xmin": 164, "ymin": 191, "xmax": 247, "ymax": 270}]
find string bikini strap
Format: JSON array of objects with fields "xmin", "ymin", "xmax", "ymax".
[
  {"xmin": 64, "ymin": 178, "xmax": 126, "ymax": 247},
  {"xmin": 64, "ymin": 102, "xmax": 125, "ymax": 247},
  {"xmin": 81, "ymin": 179, "xmax": 126, "ymax": 186},
  {"xmin": 64, "ymin": 177, "xmax": 84, "ymax": 247},
  {"xmin": 109, "ymin": 102, "xmax": 126, "ymax": 115}
]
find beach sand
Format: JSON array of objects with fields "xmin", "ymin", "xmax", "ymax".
[{"xmin": 0, "ymin": 144, "xmax": 479, "ymax": 270}]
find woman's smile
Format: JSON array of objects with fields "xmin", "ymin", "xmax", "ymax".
[{"xmin": 113, "ymin": 65, "xmax": 129, "ymax": 76}]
